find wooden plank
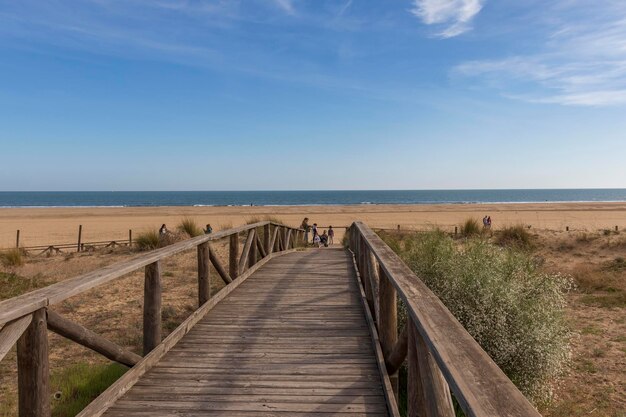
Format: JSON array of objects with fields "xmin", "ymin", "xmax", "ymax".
[
  {"xmin": 78, "ymin": 249, "xmax": 297, "ymax": 417},
  {"xmin": 269, "ymin": 226, "xmax": 279, "ymax": 255},
  {"xmin": 248, "ymin": 229, "xmax": 258, "ymax": 269},
  {"xmin": 352, "ymin": 222, "xmax": 541, "ymax": 417},
  {"xmin": 209, "ymin": 245, "xmax": 232, "ymax": 284},
  {"xmin": 407, "ymin": 320, "xmax": 425, "ymax": 417},
  {"xmin": 143, "ymin": 261, "xmax": 161, "ymax": 355},
  {"xmin": 17, "ymin": 308, "xmax": 50, "ymax": 417},
  {"xmin": 0, "ymin": 314, "xmax": 32, "ymax": 363},
  {"xmin": 255, "ymin": 232, "xmax": 267, "ymax": 259},
  {"xmin": 263, "ymin": 224, "xmax": 271, "ymax": 255},
  {"xmin": 197, "ymin": 242, "xmax": 210, "ymax": 306},
  {"xmin": 47, "ymin": 310, "xmax": 141, "ymax": 367}
]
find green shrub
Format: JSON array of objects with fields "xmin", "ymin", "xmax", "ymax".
[
  {"xmin": 177, "ymin": 217, "xmax": 203, "ymax": 237},
  {"xmin": 134, "ymin": 230, "xmax": 161, "ymax": 251},
  {"xmin": 460, "ymin": 218, "xmax": 482, "ymax": 237},
  {"xmin": 0, "ymin": 248, "xmax": 25, "ymax": 267},
  {"xmin": 382, "ymin": 231, "xmax": 572, "ymax": 404},
  {"xmin": 496, "ymin": 224, "xmax": 533, "ymax": 248}
]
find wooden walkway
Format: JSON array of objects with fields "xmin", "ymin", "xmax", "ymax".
[{"xmin": 103, "ymin": 248, "xmax": 392, "ymax": 417}]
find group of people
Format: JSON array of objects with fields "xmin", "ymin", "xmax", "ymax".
[
  {"xmin": 300, "ymin": 218, "xmax": 334, "ymax": 248},
  {"xmin": 482, "ymin": 216, "xmax": 492, "ymax": 229}
]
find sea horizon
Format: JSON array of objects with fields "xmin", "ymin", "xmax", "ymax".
[{"xmin": 0, "ymin": 189, "xmax": 625, "ymax": 208}]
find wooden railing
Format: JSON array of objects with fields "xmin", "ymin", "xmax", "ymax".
[
  {"xmin": 0, "ymin": 221, "xmax": 304, "ymax": 417},
  {"xmin": 347, "ymin": 221, "xmax": 541, "ymax": 417}
]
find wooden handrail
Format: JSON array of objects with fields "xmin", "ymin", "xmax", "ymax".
[
  {"xmin": 348, "ymin": 221, "xmax": 540, "ymax": 417},
  {"xmin": 0, "ymin": 221, "xmax": 303, "ymax": 417},
  {"xmin": 0, "ymin": 221, "xmax": 301, "ymax": 326}
]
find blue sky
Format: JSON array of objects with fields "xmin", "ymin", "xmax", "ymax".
[{"xmin": 0, "ymin": 0, "xmax": 625, "ymax": 191}]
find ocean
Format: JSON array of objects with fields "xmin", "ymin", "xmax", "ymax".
[{"xmin": 0, "ymin": 189, "xmax": 625, "ymax": 208}]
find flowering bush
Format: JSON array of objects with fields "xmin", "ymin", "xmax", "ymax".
[{"xmin": 381, "ymin": 230, "xmax": 572, "ymax": 404}]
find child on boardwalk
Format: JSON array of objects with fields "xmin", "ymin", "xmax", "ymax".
[{"xmin": 328, "ymin": 226, "xmax": 334, "ymax": 245}]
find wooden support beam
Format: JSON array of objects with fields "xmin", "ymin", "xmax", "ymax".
[
  {"xmin": 0, "ymin": 315, "xmax": 32, "ymax": 363},
  {"xmin": 16, "ymin": 229, "xmax": 20, "ymax": 248},
  {"xmin": 414, "ymin": 322, "xmax": 455, "ymax": 417},
  {"xmin": 255, "ymin": 232, "xmax": 267, "ymax": 259},
  {"xmin": 285, "ymin": 229, "xmax": 292, "ymax": 249},
  {"xmin": 47, "ymin": 311, "xmax": 141, "ymax": 367},
  {"xmin": 197, "ymin": 242, "xmax": 210, "ymax": 307},
  {"xmin": 209, "ymin": 246, "xmax": 232, "ymax": 284},
  {"xmin": 248, "ymin": 229, "xmax": 258, "ymax": 269},
  {"xmin": 269, "ymin": 226, "xmax": 279, "ymax": 255},
  {"xmin": 77, "ymin": 225, "xmax": 83, "ymax": 253},
  {"xmin": 386, "ymin": 323, "xmax": 408, "ymax": 375},
  {"xmin": 378, "ymin": 263, "xmax": 398, "ymax": 396},
  {"xmin": 17, "ymin": 308, "xmax": 50, "ymax": 417},
  {"xmin": 229, "ymin": 232, "xmax": 239, "ymax": 280},
  {"xmin": 239, "ymin": 229, "xmax": 256, "ymax": 274},
  {"xmin": 263, "ymin": 224, "xmax": 271, "ymax": 255},
  {"xmin": 143, "ymin": 261, "xmax": 162, "ymax": 355},
  {"xmin": 407, "ymin": 320, "xmax": 426, "ymax": 417}
]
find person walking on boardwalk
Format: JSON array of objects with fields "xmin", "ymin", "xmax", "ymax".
[
  {"xmin": 301, "ymin": 217, "xmax": 310, "ymax": 244},
  {"xmin": 312, "ymin": 223, "xmax": 319, "ymax": 241},
  {"xmin": 328, "ymin": 226, "xmax": 335, "ymax": 245},
  {"xmin": 204, "ymin": 224, "xmax": 213, "ymax": 234}
]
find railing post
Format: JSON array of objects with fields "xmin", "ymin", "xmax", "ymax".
[
  {"xmin": 378, "ymin": 264, "xmax": 398, "ymax": 397},
  {"xmin": 17, "ymin": 308, "xmax": 50, "ymax": 417},
  {"xmin": 412, "ymin": 318, "xmax": 455, "ymax": 417},
  {"xmin": 16, "ymin": 229, "xmax": 20, "ymax": 248},
  {"xmin": 197, "ymin": 242, "xmax": 210, "ymax": 306},
  {"xmin": 77, "ymin": 224, "xmax": 82, "ymax": 253},
  {"xmin": 263, "ymin": 224, "xmax": 271, "ymax": 255},
  {"xmin": 143, "ymin": 261, "xmax": 162, "ymax": 355},
  {"xmin": 229, "ymin": 232, "xmax": 239, "ymax": 279},
  {"xmin": 407, "ymin": 319, "xmax": 425, "ymax": 417},
  {"xmin": 248, "ymin": 229, "xmax": 258, "ymax": 268}
]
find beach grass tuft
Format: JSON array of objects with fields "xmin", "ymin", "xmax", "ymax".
[
  {"xmin": 245, "ymin": 216, "xmax": 285, "ymax": 225},
  {"xmin": 496, "ymin": 224, "xmax": 534, "ymax": 248},
  {"xmin": 460, "ymin": 217, "xmax": 482, "ymax": 237},
  {"xmin": 177, "ymin": 217, "xmax": 203, "ymax": 237},
  {"xmin": 134, "ymin": 230, "xmax": 161, "ymax": 251},
  {"xmin": 0, "ymin": 248, "xmax": 25, "ymax": 267}
]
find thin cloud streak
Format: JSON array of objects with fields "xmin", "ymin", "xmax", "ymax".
[
  {"xmin": 453, "ymin": 1, "xmax": 626, "ymax": 106},
  {"xmin": 410, "ymin": 0, "xmax": 484, "ymax": 38}
]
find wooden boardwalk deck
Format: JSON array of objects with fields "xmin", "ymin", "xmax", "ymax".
[{"xmin": 103, "ymin": 248, "xmax": 392, "ymax": 417}]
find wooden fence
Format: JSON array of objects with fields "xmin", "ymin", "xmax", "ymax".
[
  {"xmin": 347, "ymin": 221, "xmax": 541, "ymax": 417},
  {"xmin": 0, "ymin": 221, "xmax": 304, "ymax": 416}
]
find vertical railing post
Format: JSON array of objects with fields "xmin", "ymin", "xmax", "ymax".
[
  {"xmin": 17, "ymin": 308, "xmax": 50, "ymax": 417},
  {"xmin": 407, "ymin": 319, "xmax": 425, "ymax": 417},
  {"xmin": 197, "ymin": 242, "xmax": 210, "ymax": 306},
  {"xmin": 263, "ymin": 224, "xmax": 271, "ymax": 255},
  {"xmin": 378, "ymin": 264, "xmax": 398, "ymax": 397},
  {"xmin": 129, "ymin": 229, "xmax": 132, "ymax": 248},
  {"xmin": 143, "ymin": 261, "xmax": 162, "ymax": 355},
  {"xmin": 16, "ymin": 229, "xmax": 20, "ymax": 248},
  {"xmin": 77, "ymin": 224, "xmax": 82, "ymax": 253},
  {"xmin": 229, "ymin": 232, "xmax": 239, "ymax": 280},
  {"xmin": 248, "ymin": 229, "xmax": 258, "ymax": 268}
]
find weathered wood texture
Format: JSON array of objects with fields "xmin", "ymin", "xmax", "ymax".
[
  {"xmin": 101, "ymin": 249, "xmax": 391, "ymax": 417},
  {"xmin": 47, "ymin": 310, "xmax": 141, "ymax": 367},
  {"xmin": 229, "ymin": 232, "xmax": 239, "ymax": 279},
  {"xmin": 197, "ymin": 242, "xmax": 210, "ymax": 306},
  {"xmin": 17, "ymin": 308, "xmax": 50, "ymax": 417},
  {"xmin": 143, "ymin": 261, "xmax": 162, "ymax": 355},
  {"xmin": 0, "ymin": 315, "xmax": 32, "ymax": 363},
  {"xmin": 350, "ymin": 222, "xmax": 541, "ymax": 417},
  {"xmin": 209, "ymin": 245, "xmax": 232, "ymax": 284}
]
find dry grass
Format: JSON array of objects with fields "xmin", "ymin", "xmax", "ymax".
[
  {"xmin": 245, "ymin": 215, "xmax": 285, "ymax": 225},
  {"xmin": 0, "ymin": 248, "xmax": 24, "ymax": 267},
  {"xmin": 177, "ymin": 217, "xmax": 203, "ymax": 237},
  {"xmin": 133, "ymin": 229, "xmax": 161, "ymax": 251},
  {"xmin": 460, "ymin": 218, "xmax": 482, "ymax": 237},
  {"xmin": 495, "ymin": 224, "xmax": 534, "ymax": 248}
]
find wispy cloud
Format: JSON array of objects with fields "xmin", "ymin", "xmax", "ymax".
[
  {"xmin": 271, "ymin": 0, "xmax": 295, "ymax": 14},
  {"xmin": 453, "ymin": 1, "xmax": 626, "ymax": 106},
  {"xmin": 410, "ymin": 0, "xmax": 484, "ymax": 38}
]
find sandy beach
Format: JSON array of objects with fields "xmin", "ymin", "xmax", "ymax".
[{"xmin": 1, "ymin": 202, "xmax": 625, "ymax": 248}]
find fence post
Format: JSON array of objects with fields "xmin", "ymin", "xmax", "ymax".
[
  {"xmin": 143, "ymin": 261, "xmax": 162, "ymax": 355},
  {"xmin": 263, "ymin": 224, "xmax": 271, "ymax": 255},
  {"xmin": 17, "ymin": 308, "xmax": 50, "ymax": 417},
  {"xmin": 77, "ymin": 225, "xmax": 82, "ymax": 253},
  {"xmin": 454, "ymin": 226, "xmax": 457, "ymax": 236},
  {"xmin": 16, "ymin": 229, "xmax": 20, "ymax": 248},
  {"xmin": 129, "ymin": 229, "xmax": 132, "ymax": 248},
  {"xmin": 378, "ymin": 265, "xmax": 398, "ymax": 397},
  {"xmin": 248, "ymin": 229, "xmax": 258, "ymax": 268},
  {"xmin": 197, "ymin": 242, "xmax": 210, "ymax": 306},
  {"xmin": 229, "ymin": 233, "xmax": 239, "ymax": 279}
]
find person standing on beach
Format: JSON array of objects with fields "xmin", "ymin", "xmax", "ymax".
[
  {"xmin": 301, "ymin": 217, "xmax": 310, "ymax": 244},
  {"xmin": 159, "ymin": 224, "xmax": 169, "ymax": 236},
  {"xmin": 483, "ymin": 216, "xmax": 488, "ymax": 228},
  {"xmin": 312, "ymin": 223, "xmax": 319, "ymax": 241},
  {"xmin": 204, "ymin": 224, "xmax": 213, "ymax": 234},
  {"xmin": 328, "ymin": 226, "xmax": 334, "ymax": 245},
  {"xmin": 487, "ymin": 216, "xmax": 492, "ymax": 228}
]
